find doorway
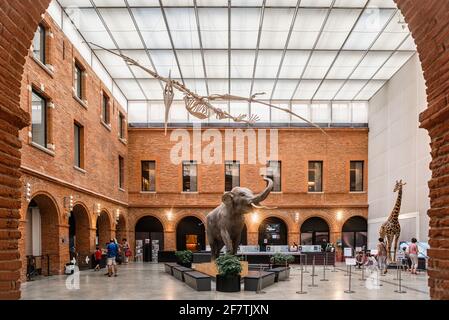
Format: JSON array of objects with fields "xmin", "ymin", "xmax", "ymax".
[
  {"xmin": 135, "ymin": 216, "xmax": 164, "ymax": 262},
  {"xmin": 176, "ymin": 216, "xmax": 205, "ymax": 252}
]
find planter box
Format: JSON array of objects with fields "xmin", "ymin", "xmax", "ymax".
[
  {"xmin": 267, "ymin": 267, "xmax": 290, "ymax": 282},
  {"xmin": 216, "ymin": 274, "xmax": 241, "ymax": 292},
  {"xmin": 184, "ymin": 271, "xmax": 211, "ymax": 291},
  {"xmin": 164, "ymin": 262, "xmax": 178, "ymax": 275},
  {"xmin": 177, "ymin": 261, "xmax": 192, "ymax": 268},
  {"xmin": 244, "ymin": 271, "xmax": 275, "ymax": 291},
  {"xmin": 173, "ymin": 266, "xmax": 193, "ymax": 282}
]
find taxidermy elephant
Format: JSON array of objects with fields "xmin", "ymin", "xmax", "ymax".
[{"xmin": 207, "ymin": 176, "xmax": 274, "ymax": 260}]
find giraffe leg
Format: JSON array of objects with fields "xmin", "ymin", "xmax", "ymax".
[
  {"xmin": 386, "ymin": 235, "xmax": 393, "ymax": 263},
  {"xmin": 392, "ymin": 235, "xmax": 399, "ymax": 262}
]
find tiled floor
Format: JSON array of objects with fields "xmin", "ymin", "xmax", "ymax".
[{"xmin": 20, "ymin": 262, "xmax": 429, "ymax": 300}]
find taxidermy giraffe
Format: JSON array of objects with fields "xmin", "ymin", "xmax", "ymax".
[{"xmin": 379, "ymin": 180, "xmax": 406, "ymax": 263}]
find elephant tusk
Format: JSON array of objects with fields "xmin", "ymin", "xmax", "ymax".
[{"xmin": 251, "ymin": 203, "xmax": 277, "ymax": 210}]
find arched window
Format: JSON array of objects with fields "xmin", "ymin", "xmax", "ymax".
[
  {"xmin": 342, "ymin": 216, "xmax": 367, "ymax": 251},
  {"xmin": 300, "ymin": 217, "xmax": 329, "ymax": 246},
  {"xmin": 258, "ymin": 217, "xmax": 288, "ymax": 251},
  {"xmin": 176, "ymin": 216, "xmax": 205, "ymax": 252}
]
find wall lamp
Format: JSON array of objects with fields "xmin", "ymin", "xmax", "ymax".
[
  {"xmin": 166, "ymin": 210, "xmax": 174, "ymax": 221},
  {"xmin": 25, "ymin": 182, "xmax": 32, "ymax": 202},
  {"xmin": 294, "ymin": 212, "xmax": 300, "ymax": 223},
  {"xmin": 336, "ymin": 210, "xmax": 343, "ymax": 221},
  {"xmin": 95, "ymin": 203, "xmax": 101, "ymax": 217},
  {"xmin": 115, "ymin": 209, "xmax": 120, "ymax": 223},
  {"xmin": 251, "ymin": 211, "xmax": 259, "ymax": 224},
  {"xmin": 64, "ymin": 195, "xmax": 74, "ymax": 218}
]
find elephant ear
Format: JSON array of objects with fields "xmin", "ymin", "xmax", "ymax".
[{"xmin": 222, "ymin": 192, "xmax": 234, "ymax": 206}]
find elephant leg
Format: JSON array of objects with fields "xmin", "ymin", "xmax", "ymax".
[
  {"xmin": 220, "ymin": 230, "xmax": 233, "ymax": 255},
  {"xmin": 232, "ymin": 235, "xmax": 241, "ymax": 256}
]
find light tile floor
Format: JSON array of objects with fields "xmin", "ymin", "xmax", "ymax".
[{"xmin": 20, "ymin": 262, "xmax": 429, "ymax": 300}]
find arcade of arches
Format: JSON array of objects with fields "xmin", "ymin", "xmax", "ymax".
[{"xmin": 1, "ymin": 0, "xmax": 449, "ymax": 300}]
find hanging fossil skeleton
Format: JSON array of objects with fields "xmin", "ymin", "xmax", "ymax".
[{"xmin": 89, "ymin": 43, "xmax": 326, "ymax": 135}]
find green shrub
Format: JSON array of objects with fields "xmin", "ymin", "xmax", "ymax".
[
  {"xmin": 270, "ymin": 253, "xmax": 294, "ymax": 265},
  {"xmin": 216, "ymin": 254, "xmax": 242, "ymax": 276},
  {"xmin": 175, "ymin": 250, "xmax": 193, "ymax": 263}
]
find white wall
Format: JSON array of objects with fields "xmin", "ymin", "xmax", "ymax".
[{"xmin": 367, "ymin": 54, "xmax": 430, "ymax": 249}]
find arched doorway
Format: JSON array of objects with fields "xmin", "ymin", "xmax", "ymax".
[
  {"xmin": 96, "ymin": 211, "xmax": 111, "ymax": 248},
  {"xmin": 342, "ymin": 216, "xmax": 368, "ymax": 251},
  {"xmin": 258, "ymin": 217, "xmax": 288, "ymax": 251},
  {"xmin": 300, "ymin": 217, "xmax": 330, "ymax": 246},
  {"xmin": 69, "ymin": 204, "xmax": 91, "ymax": 266},
  {"xmin": 116, "ymin": 215, "xmax": 127, "ymax": 244},
  {"xmin": 25, "ymin": 194, "xmax": 59, "ymax": 276},
  {"xmin": 135, "ymin": 216, "xmax": 164, "ymax": 262},
  {"xmin": 240, "ymin": 224, "xmax": 248, "ymax": 246},
  {"xmin": 176, "ymin": 216, "xmax": 205, "ymax": 252}
]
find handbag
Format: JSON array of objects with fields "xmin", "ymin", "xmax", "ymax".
[{"xmin": 125, "ymin": 249, "xmax": 132, "ymax": 257}]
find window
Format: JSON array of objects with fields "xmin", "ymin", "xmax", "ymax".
[
  {"xmin": 32, "ymin": 24, "xmax": 45, "ymax": 63},
  {"xmin": 350, "ymin": 161, "xmax": 364, "ymax": 192},
  {"xmin": 119, "ymin": 156, "xmax": 125, "ymax": 189},
  {"xmin": 31, "ymin": 90, "xmax": 47, "ymax": 147},
  {"xmin": 308, "ymin": 161, "xmax": 323, "ymax": 192},
  {"xmin": 74, "ymin": 123, "xmax": 84, "ymax": 168},
  {"xmin": 102, "ymin": 94, "xmax": 110, "ymax": 125},
  {"xmin": 141, "ymin": 161, "xmax": 156, "ymax": 192},
  {"xmin": 119, "ymin": 113, "xmax": 125, "ymax": 139},
  {"xmin": 225, "ymin": 161, "xmax": 240, "ymax": 191},
  {"xmin": 266, "ymin": 161, "xmax": 281, "ymax": 192},
  {"xmin": 74, "ymin": 63, "xmax": 83, "ymax": 99},
  {"xmin": 182, "ymin": 161, "xmax": 197, "ymax": 192}
]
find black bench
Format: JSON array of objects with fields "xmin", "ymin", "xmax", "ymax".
[
  {"xmin": 267, "ymin": 267, "xmax": 290, "ymax": 282},
  {"xmin": 164, "ymin": 262, "xmax": 179, "ymax": 275},
  {"xmin": 184, "ymin": 271, "xmax": 212, "ymax": 291},
  {"xmin": 172, "ymin": 266, "xmax": 193, "ymax": 282},
  {"xmin": 192, "ymin": 252, "xmax": 211, "ymax": 263},
  {"xmin": 244, "ymin": 271, "xmax": 276, "ymax": 291},
  {"xmin": 248, "ymin": 264, "xmax": 270, "ymax": 271}
]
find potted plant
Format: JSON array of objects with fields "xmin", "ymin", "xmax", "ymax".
[
  {"xmin": 175, "ymin": 250, "xmax": 193, "ymax": 268},
  {"xmin": 270, "ymin": 253, "xmax": 294, "ymax": 268},
  {"xmin": 215, "ymin": 254, "xmax": 242, "ymax": 292}
]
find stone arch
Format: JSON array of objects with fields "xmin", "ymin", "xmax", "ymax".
[
  {"xmin": 174, "ymin": 213, "xmax": 207, "ymax": 230},
  {"xmin": 300, "ymin": 216, "xmax": 331, "ymax": 246},
  {"xmin": 24, "ymin": 193, "xmax": 61, "ymax": 277},
  {"xmin": 176, "ymin": 216, "xmax": 206, "ymax": 251},
  {"xmin": 341, "ymin": 216, "xmax": 368, "ymax": 251},
  {"xmin": 135, "ymin": 215, "xmax": 165, "ymax": 261},
  {"xmin": 258, "ymin": 216, "xmax": 289, "ymax": 250},
  {"xmin": 116, "ymin": 213, "xmax": 128, "ymax": 244}
]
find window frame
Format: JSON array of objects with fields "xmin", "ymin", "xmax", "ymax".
[
  {"xmin": 266, "ymin": 160, "xmax": 282, "ymax": 192},
  {"xmin": 74, "ymin": 62, "xmax": 84, "ymax": 100},
  {"xmin": 224, "ymin": 160, "xmax": 240, "ymax": 191},
  {"xmin": 101, "ymin": 93, "xmax": 110, "ymax": 125},
  {"xmin": 308, "ymin": 161, "xmax": 323, "ymax": 192},
  {"xmin": 119, "ymin": 155, "xmax": 125, "ymax": 190},
  {"xmin": 182, "ymin": 160, "xmax": 198, "ymax": 192},
  {"xmin": 349, "ymin": 160, "xmax": 364, "ymax": 192},
  {"xmin": 118, "ymin": 112, "xmax": 125, "ymax": 139},
  {"xmin": 141, "ymin": 160, "xmax": 156, "ymax": 192},
  {"xmin": 32, "ymin": 23, "xmax": 46, "ymax": 64},
  {"xmin": 31, "ymin": 89, "xmax": 47, "ymax": 148},
  {"xmin": 73, "ymin": 122, "xmax": 84, "ymax": 169}
]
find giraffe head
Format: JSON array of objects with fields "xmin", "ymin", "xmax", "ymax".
[{"xmin": 393, "ymin": 179, "xmax": 406, "ymax": 192}]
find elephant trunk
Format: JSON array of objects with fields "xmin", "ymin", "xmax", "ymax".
[{"xmin": 251, "ymin": 176, "xmax": 273, "ymax": 204}]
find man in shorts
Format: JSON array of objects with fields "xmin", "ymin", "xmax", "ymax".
[{"xmin": 106, "ymin": 239, "xmax": 119, "ymax": 277}]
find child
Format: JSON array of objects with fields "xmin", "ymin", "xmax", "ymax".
[{"xmin": 94, "ymin": 246, "xmax": 102, "ymax": 271}]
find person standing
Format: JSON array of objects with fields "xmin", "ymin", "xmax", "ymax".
[
  {"xmin": 94, "ymin": 246, "xmax": 102, "ymax": 271},
  {"xmin": 106, "ymin": 238, "xmax": 119, "ymax": 277},
  {"xmin": 376, "ymin": 238, "xmax": 388, "ymax": 274},
  {"xmin": 408, "ymin": 238, "xmax": 419, "ymax": 274},
  {"xmin": 122, "ymin": 238, "xmax": 130, "ymax": 264}
]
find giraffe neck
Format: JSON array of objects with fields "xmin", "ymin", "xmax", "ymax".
[{"xmin": 389, "ymin": 187, "xmax": 402, "ymax": 221}]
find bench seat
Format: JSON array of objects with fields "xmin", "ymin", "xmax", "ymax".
[{"xmin": 184, "ymin": 271, "xmax": 212, "ymax": 291}]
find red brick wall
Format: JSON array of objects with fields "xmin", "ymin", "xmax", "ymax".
[{"xmin": 394, "ymin": 0, "xmax": 449, "ymax": 300}]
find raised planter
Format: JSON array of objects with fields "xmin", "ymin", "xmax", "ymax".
[
  {"xmin": 184, "ymin": 271, "xmax": 212, "ymax": 291},
  {"xmin": 164, "ymin": 262, "xmax": 178, "ymax": 275},
  {"xmin": 243, "ymin": 271, "xmax": 276, "ymax": 291},
  {"xmin": 172, "ymin": 266, "xmax": 193, "ymax": 282},
  {"xmin": 216, "ymin": 274, "xmax": 241, "ymax": 292},
  {"xmin": 267, "ymin": 267, "xmax": 290, "ymax": 282}
]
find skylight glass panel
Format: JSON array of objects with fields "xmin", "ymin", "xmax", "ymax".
[
  {"xmin": 177, "ymin": 50, "xmax": 205, "ymax": 78},
  {"xmin": 343, "ymin": 8, "xmax": 395, "ymax": 50},
  {"xmin": 231, "ymin": 8, "xmax": 261, "ymax": 49},
  {"xmin": 139, "ymin": 79, "xmax": 163, "ymax": 99},
  {"xmin": 128, "ymin": 101, "xmax": 148, "ymax": 124},
  {"xmin": 163, "ymin": 0, "xmax": 193, "ymax": 6},
  {"xmin": 127, "ymin": 0, "xmax": 160, "ymax": 6},
  {"xmin": 111, "ymin": 31, "xmax": 144, "ymax": 49},
  {"xmin": 184, "ymin": 79, "xmax": 208, "ymax": 96},
  {"xmin": 59, "ymin": 0, "xmax": 92, "ymax": 7},
  {"xmin": 115, "ymin": 79, "xmax": 145, "ymax": 99},
  {"xmin": 300, "ymin": 0, "xmax": 333, "ymax": 6},
  {"xmin": 350, "ymin": 51, "xmax": 391, "ymax": 79},
  {"xmin": 303, "ymin": 51, "xmax": 338, "ymax": 79},
  {"xmin": 334, "ymin": 0, "xmax": 368, "ymax": 7},
  {"xmin": 204, "ymin": 50, "xmax": 228, "ymax": 78},
  {"xmin": 75, "ymin": 9, "xmax": 105, "ymax": 32},
  {"xmin": 149, "ymin": 50, "xmax": 181, "ymax": 78},
  {"xmin": 373, "ymin": 51, "xmax": 414, "ymax": 79},
  {"xmin": 231, "ymin": 80, "xmax": 252, "ymax": 97},
  {"xmin": 371, "ymin": 31, "xmax": 408, "ymax": 50},
  {"xmin": 355, "ymin": 80, "xmax": 385, "ymax": 100},
  {"xmin": 231, "ymin": 50, "xmax": 256, "ymax": 78},
  {"xmin": 352, "ymin": 102, "xmax": 368, "ymax": 123},
  {"xmin": 230, "ymin": 103, "xmax": 249, "ymax": 120},
  {"xmin": 293, "ymin": 80, "xmax": 320, "ymax": 100},
  {"xmin": 208, "ymin": 79, "xmax": 228, "ymax": 94},
  {"xmin": 331, "ymin": 102, "xmax": 351, "ymax": 123},
  {"xmin": 266, "ymin": 0, "xmax": 298, "ymax": 6},
  {"xmin": 311, "ymin": 103, "xmax": 331, "ymax": 123},
  {"xmin": 271, "ymin": 103, "xmax": 291, "ymax": 123},
  {"xmin": 94, "ymin": 0, "xmax": 125, "ymax": 6},
  {"xmin": 132, "ymin": 8, "xmax": 172, "ymax": 49},
  {"xmin": 334, "ymin": 80, "xmax": 368, "ymax": 100},
  {"xmin": 398, "ymin": 35, "xmax": 416, "ymax": 51},
  {"xmin": 92, "ymin": 55, "xmax": 113, "ymax": 89},
  {"xmin": 95, "ymin": 50, "xmax": 133, "ymax": 78},
  {"xmin": 252, "ymin": 80, "xmax": 276, "ymax": 98},
  {"xmin": 271, "ymin": 80, "xmax": 298, "ymax": 99},
  {"xmin": 367, "ymin": 0, "xmax": 397, "ymax": 8},
  {"xmin": 251, "ymin": 104, "xmax": 270, "ymax": 123},
  {"xmin": 148, "ymin": 102, "xmax": 165, "ymax": 123},
  {"xmin": 326, "ymin": 51, "xmax": 365, "ymax": 79},
  {"xmin": 197, "ymin": 0, "xmax": 228, "ymax": 6},
  {"xmin": 254, "ymin": 50, "xmax": 283, "ymax": 78},
  {"xmin": 279, "ymin": 51, "xmax": 310, "ymax": 78},
  {"xmin": 170, "ymin": 102, "xmax": 189, "ymax": 123},
  {"xmin": 83, "ymin": 31, "xmax": 116, "ymax": 49},
  {"xmin": 99, "ymin": 8, "xmax": 135, "ymax": 31},
  {"xmin": 259, "ymin": 8, "xmax": 295, "ymax": 49},
  {"xmin": 291, "ymin": 103, "xmax": 310, "ymax": 123},
  {"xmin": 233, "ymin": 0, "xmax": 263, "ymax": 6},
  {"xmin": 165, "ymin": 8, "xmax": 200, "ymax": 49},
  {"xmin": 314, "ymin": 80, "xmax": 345, "ymax": 100},
  {"xmin": 198, "ymin": 8, "xmax": 228, "ymax": 49},
  {"xmin": 289, "ymin": 9, "xmax": 327, "ymax": 49},
  {"xmin": 316, "ymin": 9, "xmax": 361, "ymax": 50}
]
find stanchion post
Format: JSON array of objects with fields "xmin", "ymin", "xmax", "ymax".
[
  {"xmin": 296, "ymin": 256, "xmax": 307, "ymax": 294},
  {"xmin": 321, "ymin": 253, "xmax": 328, "ymax": 282},
  {"xmin": 331, "ymin": 252, "xmax": 337, "ymax": 272},
  {"xmin": 304, "ymin": 254, "xmax": 309, "ymax": 273},
  {"xmin": 394, "ymin": 259, "xmax": 406, "ymax": 294},
  {"xmin": 256, "ymin": 264, "xmax": 266, "ymax": 294},
  {"xmin": 344, "ymin": 265, "xmax": 355, "ymax": 293},
  {"xmin": 308, "ymin": 256, "xmax": 318, "ymax": 287}
]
